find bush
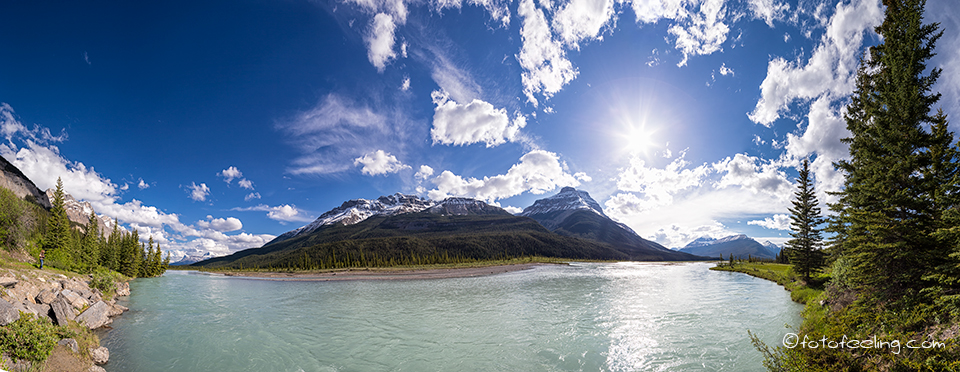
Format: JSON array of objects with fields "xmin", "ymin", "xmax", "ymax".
[
  {"xmin": 0, "ymin": 314, "xmax": 72, "ymax": 363},
  {"xmin": 790, "ymin": 287, "xmax": 822, "ymax": 304},
  {"xmin": 89, "ymin": 268, "xmax": 117, "ymax": 296}
]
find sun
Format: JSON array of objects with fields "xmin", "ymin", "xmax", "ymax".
[{"xmin": 619, "ymin": 123, "xmax": 658, "ymax": 155}]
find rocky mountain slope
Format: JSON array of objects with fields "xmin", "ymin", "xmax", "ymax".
[
  {"xmin": 679, "ymin": 234, "xmax": 776, "ymax": 259},
  {"xmin": 0, "ymin": 155, "xmax": 50, "ymax": 209},
  {"xmin": 520, "ymin": 187, "xmax": 706, "ymax": 261}
]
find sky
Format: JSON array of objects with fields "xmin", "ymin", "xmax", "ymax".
[{"xmin": 1, "ymin": 0, "xmax": 959, "ymax": 260}]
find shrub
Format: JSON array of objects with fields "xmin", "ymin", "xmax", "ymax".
[
  {"xmin": 0, "ymin": 314, "xmax": 72, "ymax": 363},
  {"xmin": 89, "ymin": 268, "xmax": 117, "ymax": 296}
]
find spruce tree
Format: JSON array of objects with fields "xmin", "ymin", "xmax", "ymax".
[
  {"xmin": 44, "ymin": 177, "xmax": 71, "ymax": 254},
  {"xmin": 785, "ymin": 159, "xmax": 825, "ymax": 282},
  {"xmin": 834, "ymin": 0, "xmax": 944, "ymax": 303}
]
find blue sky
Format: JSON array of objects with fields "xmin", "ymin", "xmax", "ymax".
[{"xmin": 2, "ymin": 0, "xmax": 959, "ymax": 259}]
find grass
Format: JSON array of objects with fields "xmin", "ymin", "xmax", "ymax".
[{"xmin": 710, "ymin": 261, "xmax": 826, "ymax": 304}]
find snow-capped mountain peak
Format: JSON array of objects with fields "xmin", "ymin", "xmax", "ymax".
[
  {"xmin": 684, "ymin": 234, "xmax": 750, "ymax": 248},
  {"xmin": 286, "ymin": 193, "xmax": 434, "ymax": 238},
  {"xmin": 520, "ymin": 187, "xmax": 606, "ymax": 217}
]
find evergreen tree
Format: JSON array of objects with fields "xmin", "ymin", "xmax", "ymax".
[
  {"xmin": 785, "ymin": 159, "xmax": 825, "ymax": 282},
  {"xmin": 78, "ymin": 210, "xmax": 101, "ymax": 271},
  {"xmin": 834, "ymin": 0, "xmax": 945, "ymax": 303},
  {"xmin": 44, "ymin": 178, "xmax": 71, "ymax": 254},
  {"xmin": 102, "ymin": 219, "xmax": 120, "ymax": 271}
]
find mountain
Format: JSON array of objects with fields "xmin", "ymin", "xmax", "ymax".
[
  {"xmin": 195, "ymin": 196, "xmax": 632, "ymax": 269},
  {"xmin": 44, "ymin": 188, "xmax": 115, "ymax": 237},
  {"xmin": 520, "ymin": 187, "xmax": 707, "ymax": 261},
  {"xmin": 761, "ymin": 240, "xmax": 781, "ymax": 254},
  {"xmin": 265, "ymin": 193, "xmax": 434, "ymax": 246},
  {"xmin": 0, "ymin": 155, "xmax": 51, "ymax": 209},
  {"xmin": 679, "ymin": 234, "xmax": 776, "ymax": 259}
]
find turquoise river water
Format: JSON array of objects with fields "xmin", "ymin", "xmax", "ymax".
[{"xmin": 100, "ymin": 262, "xmax": 802, "ymax": 371}]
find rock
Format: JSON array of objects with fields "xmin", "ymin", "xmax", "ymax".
[
  {"xmin": 107, "ymin": 302, "xmax": 128, "ymax": 317},
  {"xmin": 50, "ymin": 295, "xmax": 76, "ymax": 326},
  {"xmin": 36, "ymin": 288, "xmax": 58, "ymax": 304},
  {"xmin": 7, "ymin": 280, "xmax": 40, "ymax": 304},
  {"xmin": 25, "ymin": 302, "xmax": 51, "ymax": 321},
  {"xmin": 61, "ymin": 279, "xmax": 87, "ymax": 293},
  {"xmin": 0, "ymin": 298, "xmax": 21, "ymax": 326},
  {"xmin": 89, "ymin": 366, "xmax": 107, "ymax": 372},
  {"xmin": 3, "ymin": 357, "xmax": 31, "ymax": 372},
  {"xmin": 77, "ymin": 301, "xmax": 112, "ymax": 329},
  {"xmin": 60, "ymin": 289, "xmax": 90, "ymax": 310},
  {"xmin": 0, "ymin": 276, "xmax": 17, "ymax": 287},
  {"xmin": 58, "ymin": 338, "xmax": 79, "ymax": 353},
  {"xmin": 90, "ymin": 346, "xmax": 109, "ymax": 365},
  {"xmin": 115, "ymin": 282, "xmax": 130, "ymax": 297},
  {"xmin": 81, "ymin": 289, "xmax": 102, "ymax": 304}
]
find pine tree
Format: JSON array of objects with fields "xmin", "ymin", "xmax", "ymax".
[
  {"xmin": 78, "ymin": 210, "xmax": 101, "ymax": 271},
  {"xmin": 44, "ymin": 178, "xmax": 71, "ymax": 254},
  {"xmin": 785, "ymin": 159, "xmax": 825, "ymax": 282},
  {"xmin": 834, "ymin": 0, "xmax": 945, "ymax": 303}
]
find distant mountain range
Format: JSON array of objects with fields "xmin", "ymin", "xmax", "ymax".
[
  {"xmin": 678, "ymin": 234, "xmax": 778, "ymax": 259},
  {"xmin": 195, "ymin": 187, "xmax": 710, "ymax": 268}
]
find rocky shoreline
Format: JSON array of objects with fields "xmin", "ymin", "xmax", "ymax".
[{"xmin": 0, "ymin": 268, "xmax": 130, "ymax": 372}]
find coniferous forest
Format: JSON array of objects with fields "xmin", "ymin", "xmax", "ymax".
[{"xmin": 754, "ymin": 0, "xmax": 960, "ymax": 369}]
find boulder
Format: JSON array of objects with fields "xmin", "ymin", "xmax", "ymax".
[
  {"xmin": 107, "ymin": 303, "xmax": 128, "ymax": 317},
  {"xmin": 60, "ymin": 278, "xmax": 87, "ymax": 293},
  {"xmin": 89, "ymin": 366, "xmax": 107, "ymax": 372},
  {"xmin": 0, "ymin": 298, "xmax": 20, "ymax": 326},
  {"xmin": 82, "ymin": 289, "xmax": 102, "ymax": 304},
  {"xmin": 115, "ymin": 282, "xmax": 130, "ymax": 297},
  {"xmin": 25, "ymin": 303, "xmax": 51, "ymax": 321},
  {"xmin": 0, "ymin": 276, "xmax": 17, "ymax": 287},
  {"xmin": 58, "ymin": 338, "xmax": 79, "ymax": 353},
  {"xmin": 50, "ymin": 295, "xmax": 76, "ymax": 326},
  {"xmin": 60, "ymin": 289, "xmax": 90, "ymax": 310},
  {"xmin": 77, "ymin": 301, "xmax": 112, "ymax": 329},
  {"xmin": 90, "ymin": 346, "xmax": 109, "ymax": 365},
  {"xmin": 36, "ymin": 288, "xmax": 58, "ymax": 304},
  {"xmin": 7, "ymin": 280, "xmax": 39, "ymax": 304}
]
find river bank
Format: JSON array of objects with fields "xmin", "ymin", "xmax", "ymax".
[
  {"xmin": 710, "ymin": 261, "xmax": 823, "ymax": 304},
  {"xmin": 214, "ymin": 262, "xmax": 551, "ymax": 281},
  {"xmin": 0, "ymin": 255, "xmax": 129, "ymax": 372}
]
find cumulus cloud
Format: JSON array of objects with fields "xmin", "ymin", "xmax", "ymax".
[
  {"xmin": 427, "ymin": 149, "xmax": 581, "ymax": 202},
  {"xmin": 234, "ymin": 204, "xmax": 314, "ymax": 223},
  {"xmin": 197, "ymin": 216, "xmax": 244, "ymax": 232},
  {"xmin": 366, "ymin": 13, "xmax": 398, "ymax": 72},
  {"xmin": 748, "ymin": 213, "xmax": 791, "ymax": 230},
  {"xmin": 354, "ymin": 149, "xmax": 411, "ymax": 175},
  {"xmin": 552, "ymin": 0, "xmax": 617, "ymax": 48},
  {"xmin": 237, "ymin": 179, "xmax": 254, "ymax": 190},
  {"xmin": 748, "ymin": 0, "xmax": 882, "ymax": 126},
  {"xmin": 244, "ymin": 192, "xmax": 262, "ymax": 201},
  {"xmin": 712, "ymin": 153, "xmax": 792, "ymax": 198},
  {"xmin": 415, "ymin": 165, "xmax": 434, "ymax": 180},
  {"xmin": 188, "ymin": 182, "xmax": 211, "ymax": 202},
  {"xmin": 430, "ymin": 90, "xmax": 526, "ymax": 147},
  {"xmin": 218, "ymin": 166, "xmax": 243, "ymax": 184},
  {"xmin": 0, "ymin": 103, "xmax": 67, "ymax": 144},
  {"xmin": 668, "ymin": 0, "xmax": 729, "ymax": 67},
  {"xmin": 517, "ymin": 0, "xmax": 578, "ymax": 107},
  {"xmin": 615, "ymin": 151, "xmax": 710, "ymax": 210},
  {"xmin": 746, "ymin": 0, "xmax": 790, "ymax": 27},
  {"xmin": 137, "ymin": 178, "xmax": 150, "ymax": 190}
]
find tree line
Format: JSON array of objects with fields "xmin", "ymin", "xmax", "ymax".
[{"xmin": 2, "ymin": 177, "xmax": 168, "ymax": 278}]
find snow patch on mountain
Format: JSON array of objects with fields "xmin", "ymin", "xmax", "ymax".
[
  {"xmin": 287, "ymin": 193, "xmax": 434, "ymax": 238},
  {"xmin": 520, "ymin": 186, "xmax": 606, "ymax": 217},
  {"xmin": 684, "ymin": 234, "xmax": 750, "ymax": 248}
]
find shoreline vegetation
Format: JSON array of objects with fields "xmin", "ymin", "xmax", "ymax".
[{"xmin": 710, "ymin": 260, "xmax": 825, "ymax": 305}]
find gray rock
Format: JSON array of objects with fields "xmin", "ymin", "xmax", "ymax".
[
  {"xmin": 25, "ymin": 303, "xmax": 51, "ymax": 321},
  {"xmin": 36, "ymin": 288, "xmax": 58, "ymax": 304},
  {"xmin": 50, "ymin": 295, "xmax": 76, "ymax": 326},
  {"xmin": 88, "ymin": 366, "xmax": 107, "ymax": 372},
  {"xmin": 90, "ymin": 346, "xmax": 109, "ymax": 365},
  {"xmin": 115, "ymin": 282, "xmax": 130, "ymax": 296},
  {"xmin": 0, "ymin": 276, "xmax": 17, "ymax": 287},
  {"xmin": 58, "ymin": 338, "xmax": 79, "ymax": 353},
  {"xmin": 0, "ymin": 298, "xmax": 21, "ymax": 326},
  {"xmin": 77, "ymin": 301, "xmax": 112, "ymax": 329},
  {"xmin": 107, "ymin": 302, "xmax": 128, "ymax": 317},
  {"xmin": 61, "ymin": 289, "xmax": 90, "ymax": 310},
  {"xmin": 60, "ymin": 278, "xmax": 87, "ymax": 293}
]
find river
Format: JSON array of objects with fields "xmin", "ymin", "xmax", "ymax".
[{"xmin": 100, "ymin": 262, "xmax": 802, "ymax": 371}]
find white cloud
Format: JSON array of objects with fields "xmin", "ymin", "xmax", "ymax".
[
  {"xmin": 365, "ymin": 13, "xmax": 398, "ymax": 72},
  {"xmin": 615, "ymin": 151, "xmax": 710, "ymax": 210},
  {"xmin": 712, "ymin": 153, "xmax": 791, "ymax": 198},
  {"xmin": 719, "ymin": 63, "xmax": 734, "ymax": 76},
  {"xmin": 427, "ymin": 149, "xmax": 580, "ymax": 202},
  {"xmin": 629, "ymin": 0, "xmax": 685, "ymax": 24},
  {"xmin": 137, "ymin": 178, "xmax": 150, "ymax": 190},
  {"xmin": 354, "ymin": 149, "xmax": 411, "ymax": 175},
  {"xmin": 188, "ymin": 182, "xmax": 210, "ymax": 202},
  {"xmin": 749, "ymin": 0, "xmax": 882, "ymax": 126},
  {"xmin": 928, "ymin": 0, "xmax": 960, "ymax": 126},
  {"xmin": 0, "ymin": 103, "xmax": 67, "ymax": 144},
  {"xmin": 573, "ymin": 172, "xmax": 591, "ymax": 182},
  {"xmin": 401, "ymin": 76, "xmax": 411, "ymax": 91},
  {"xmin": 430, "ymin": 90, "xmax": 526, "ymax": 147},
  {"xmin": 503, "ymin": 205, "xmax": 523, "ymax": 214},
  {"xmin": 650, "ymin": 221, "xmax": 733, "ymax": 249},
  {"xmin": 748, "ymin": 213, "xmax": 791, "ymax": 230},
  {"xmin": 415, "ymin": 165, "xmax": 434, "ymax": 180},
  {"xmin": 218, "ymin": 166, "xmax": 243, "ymax": 184},
  {"xmin": 746, "ymin": 0, "xmax": 790, "ymax": 27},
  {"xmin": 552, "ymin": 0, "xmax": 617, "ymax": 48},
  {"xmin": 197, "ymin": 216, "xmax": 244, "ymax": 232},
  {"xmin": 279, "ymin": 94, "xmax": 412, "ymax": 175},
  {"xmin": 244, "ymin": 192, "xmax": 262, "ymax": 201},
  {"xmin": 667, "ymin": 0, "xmax": 729, "ymax": 67},
  {"xmin": 233, "ymin": 204, "xmax": 314, "ymax": 223},
  {"xmin": 237, "ymin": 178, "xmax": 254, "ymax": 190},
  {"xmin": 517, "ymin": 0, "xmax": 578, "ymax": 106}
]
